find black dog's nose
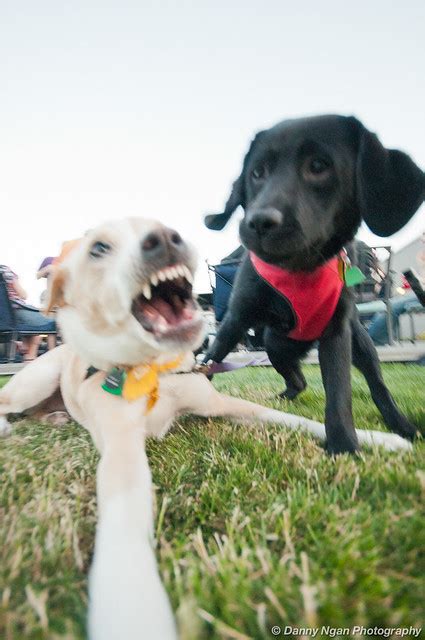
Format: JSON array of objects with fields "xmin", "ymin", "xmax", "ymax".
[
  {"xmin": 247, "ymin": 209, "xmax": 282, "ymax": 236},
  {"xmin": 141, "ymin": 227, "xmax": 185, "ymax": 258}
]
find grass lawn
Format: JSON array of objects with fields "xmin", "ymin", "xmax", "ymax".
[{"xmin": 0, "ymin": 364, "xmax": 424, "ymax": 639}]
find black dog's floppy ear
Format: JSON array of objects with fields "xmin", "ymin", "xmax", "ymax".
[
  {"xmin": 204, "ymin": 175, "xmax": 245, "ymax": 230},
  {"xmin": 204, "ymin": 132, "xmax": 264, "ymax": 231},
  {"xmin": 355, "ymin": 121, "xmax": 425, "ymax": 236}
]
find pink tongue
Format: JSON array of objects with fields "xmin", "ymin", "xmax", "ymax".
[
  {"xmin": 141, "ymin": 298, "xmax": 179, "ymax": 326},
  {"xmin": 137, "ymin": 296, "xmax": 195, "ymax": 333}
]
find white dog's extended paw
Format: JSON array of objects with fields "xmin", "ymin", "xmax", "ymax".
[
  {"xmin": 358, "ymin": 429, "xmax": 413, "ymax": 452},
  {"xmin": 41, "ymin": 411, "xmax": 71, "ymax": 426},
  {"xmin": 0, "ymin": 416, "xmax": 12, "ymax": 437},
  {"xmin": 378, "ymin": 433, "xmax": 413, "ymax": 452}
]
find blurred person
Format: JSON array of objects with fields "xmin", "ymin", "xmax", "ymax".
[
  {"xmin": 36, "ymin": 256, "xmax": 56, "ymax": 291},
  {"xmin": 0, "ymin": 264, "xmax": 56, "ymax": 361},
  {"xmin": 36, "ymin": 256, "xmax": 57, "ymax": 349},
  {"xmin": 367, "ymin": 232, "xmax": 425, "ymax": 345}
]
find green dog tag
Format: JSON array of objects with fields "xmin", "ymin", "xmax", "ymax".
[
  {"xmin": 345, "ymin": 266, "xmax": 366, "ymax": 287},
  {"xmin": 102, "ymin": 367, "xmax": 125, "ymax": 395}
]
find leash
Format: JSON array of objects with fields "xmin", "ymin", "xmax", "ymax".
[{"xmin": 195, "ymin": 353, "xmax": 271, "ymax": 374}]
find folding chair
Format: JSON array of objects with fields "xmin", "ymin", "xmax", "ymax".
[
  {"xmin": 0, "ymin": 271, "xmax": 57, "ymax": 362},
  {"xmin": 0, "ymin": 272, "xmax": 17, "ymax": 362},
  {"xmin": 207, "ymin": 260, "xmax": 241, "ymax": 322},
  {"xmin": 207, "ymin": 259, "xmax": 264, "ymax": 350},
  {"xmin": 355, "ymin": 246, "xmax": 395, "ymax": 345}
]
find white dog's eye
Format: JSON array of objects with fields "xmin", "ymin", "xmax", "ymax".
[{"xmin": 90, "ymin": 241, "xmax": 112, "ymax": 258}]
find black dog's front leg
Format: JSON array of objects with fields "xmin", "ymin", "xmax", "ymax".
[
  {"xmin": 207, "ymin": 312, "xmax": 248, "ymax": 362},
  {"xmin": 318, "ymin": 322, "xmax": 360, "ymax": 455},
  {"xmin": 351, "ymin": 318, "xmax": 417, "ymax": 440},
  {"xmin": 207, "ymin": 255, "xmax": 268, "ymax": 363}
]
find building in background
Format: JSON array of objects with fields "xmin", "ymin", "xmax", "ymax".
[{"xmin": 391, "ymin": 233, "xmax": 425, "ymax": 339}]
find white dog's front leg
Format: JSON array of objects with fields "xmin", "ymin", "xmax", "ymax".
[
  {"xmin": 172, "ymin": 373, "xmax": 327, "ymax": 439},
  {"xmin": 0, "ymin": 345, "xmax": 68, "ymax": 436},
  {"xmin": 88, "ymin": 433, "xmax": 177, "ymax": 640},
  {"xmin": 172, "ymin": 374, "xmax": 412, "ymax": 453}
]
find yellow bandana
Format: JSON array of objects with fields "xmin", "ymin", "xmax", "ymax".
[{"xmin": 122, "ymin": 356, "xmax": 184, "ymax": 412}]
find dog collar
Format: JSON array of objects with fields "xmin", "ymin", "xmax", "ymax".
[{"xmin": 98, "ymin": 355, "xmax": 184, "ymax": 413}]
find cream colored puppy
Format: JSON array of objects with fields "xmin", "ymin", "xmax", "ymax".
[{"xmin": 0, "ymin": 218, "xmax": 411, "ymax": 640}]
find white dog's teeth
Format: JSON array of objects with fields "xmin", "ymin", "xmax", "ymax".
[
  {"xmin": 150, "ymin": 273, "xmax": 158, "ymax": 287},
  {"xmin": 183, "ymin": 266, "xmax": 193, "ymax": 283},
  {"xmin": 158, "ymin": 271, "xmax": 166, "ymax": 282},
  {"xmin": 156, "ymin": 316, "xmax": 168, "ymax": 331},
  {"xmin": 143, "ymin": 283, "xmax": 152, "ymax": 300},
  {"xmin": 166, "ymin": 268, "xmax": 174, "ymax": 280},
  {"xmin": 176, "ymin": 265, "xmax": 184, "ymax": 277}
]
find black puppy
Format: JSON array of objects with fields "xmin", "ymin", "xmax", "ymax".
[{"xmin": 205, "ymin": 115, "xmax": 424, "ymax": 454}]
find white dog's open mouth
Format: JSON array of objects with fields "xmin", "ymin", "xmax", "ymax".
[{"xmin": 132, "ymin": 265, "xmax": 202, "ymax": 342}]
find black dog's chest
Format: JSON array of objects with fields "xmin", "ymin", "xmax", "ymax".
[
  {"xmin": 240, "ymin": 254, "xmax": 346, "ymax": 343},
  {"xmin": 266, "ymin": 291, "xmax": 296, "ymax": 333},
  {"xmin": 238, "ymin": 259, "xmax": 296, "ymax": 334}
]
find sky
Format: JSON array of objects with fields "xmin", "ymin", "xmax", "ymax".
[{"xmin": 1, "ymin": 0, "xmax": 424, "ymax": 304}]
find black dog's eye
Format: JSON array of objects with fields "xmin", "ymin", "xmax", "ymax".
[
  {"xmin": 252, "ymin": 165, "xmax": 266, "ymax": 180},
  {"xmin": 310, "ymin": 158, "xmax": 329, "ymax": 174},
  {"xmin": 90, "ymin": 241, "xmax": 112, "ymax": 258},
  {"xmin": 302, "ymin": 156, "xmax": 333, "ymax": 182}
]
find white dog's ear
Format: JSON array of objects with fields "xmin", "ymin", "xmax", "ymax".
[{"xmin": 45, "ymin": 267, "xmax": 68, "ymax": 314}]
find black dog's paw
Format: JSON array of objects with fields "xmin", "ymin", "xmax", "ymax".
[
  {"xmin": 325, "ymin": 436, "xmax": 361, "ymax": 456},
  {"xmin": 389, "ymin": 415, "xmax": 418, "ymax": 441},
  {"xmin": 278, "ymin": 388, "xmax": 302, "ymax": 401},
  {"xmin": 278, "ymin": 380, "xmax": 307, "ymax": 401}
]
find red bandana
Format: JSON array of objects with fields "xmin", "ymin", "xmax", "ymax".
[{"xmin": 250, "ymin": 252, "xmax": 344, "ymax": 341}]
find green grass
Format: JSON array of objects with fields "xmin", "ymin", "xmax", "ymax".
[{"xmin": 0, "ymin": 364, "xmax": 424, "ymax": 639}]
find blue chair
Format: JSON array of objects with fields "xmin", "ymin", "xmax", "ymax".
[
  {"xmin": 208, "ymin": 261, "xmax": 240, "ymax": 322},
  {"xmin": 0, "ymin": 272, "xmax": 17, "ymax": 361},
  {"xmin": 0, "ymin": 272, "xmax": 56, "ymax": 362},
  {"xmin": 207, "ymin": 258, "xmax": 264, "ymax": 350}
]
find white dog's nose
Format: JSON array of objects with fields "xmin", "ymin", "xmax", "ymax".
[{"xmin": 141, "ymin": 227, "xmax": 185, "ymax": 262}]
